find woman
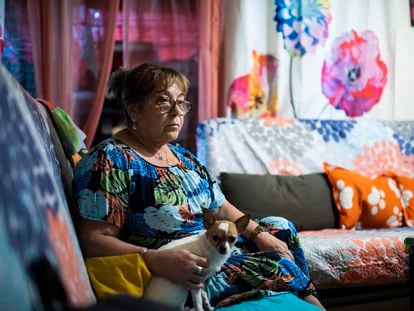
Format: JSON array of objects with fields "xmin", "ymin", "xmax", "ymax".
[{"xmin": 73, "ymin": 63, "xmax": 324, "ymax": 309}]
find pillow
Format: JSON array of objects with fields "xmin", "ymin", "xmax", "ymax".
[
  {"xmin": 323, "ymin": 163, "xmax": 404, "ymax": 229},
  {"xmin": 85, "ymin": 253, "xmax": 151, "ymax": 299},
  {"xmin": 393, "ymin": 176, "xmax": 414, "ymax": 227},
  {"xmin": 220, "ymin": 172, "xmax": 337, "ymax": 231}
]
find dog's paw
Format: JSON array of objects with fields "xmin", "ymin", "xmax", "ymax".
[
  {"xmin": 203, "ymin": 305, "xmax": 214, "ymax": 311},
  {"xmin": 201, "ymin": 290, "xmax": 214, "ymax": 311}
]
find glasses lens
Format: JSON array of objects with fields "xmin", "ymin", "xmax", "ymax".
[
  {"xmin": 156, "ymin": 96, "xmax": 172, "ymax": 113},
  {"xmin": 155, "ymin": 95, "xmax": 191, "ymax": 114},
  {"xmin": 178, "ymin": 100, "xmax": 191, "ymax": 114}
]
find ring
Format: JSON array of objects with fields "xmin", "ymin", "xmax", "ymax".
[{"xmin": 195, "ymin": 265, "xmax": 203, "ymax": 276}]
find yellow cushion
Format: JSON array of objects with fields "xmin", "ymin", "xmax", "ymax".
[{"xmin": 85, "ymin": 253, "xmax": 151, "ymax": 299}]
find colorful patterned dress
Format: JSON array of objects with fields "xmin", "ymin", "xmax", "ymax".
[{"xmin": 73, "ymin": 139, "xmax": 316, "ymax": 307}]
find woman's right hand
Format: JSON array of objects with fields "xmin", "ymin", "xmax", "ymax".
[{"xmin": 143, "ymin": 248, "xmax": 210, "ymax": 289}]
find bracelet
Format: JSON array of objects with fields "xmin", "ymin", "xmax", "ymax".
[{"xmin": 249, "ymin": 224, "xmax": 266, "ymax": 241}]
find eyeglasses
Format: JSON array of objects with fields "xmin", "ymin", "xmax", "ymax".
[{"xmin": 154, "ymin": 95, "xmax": 192, "ymax": 114}]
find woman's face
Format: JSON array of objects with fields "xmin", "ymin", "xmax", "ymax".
[{"xmin": 133, "ymin": 82, "xmax": 188, "ymax": 145}]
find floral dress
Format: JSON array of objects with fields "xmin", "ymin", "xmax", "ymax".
[{"xmin": 73, "ymin": 139, "xmax": 317, "ymax": 308}]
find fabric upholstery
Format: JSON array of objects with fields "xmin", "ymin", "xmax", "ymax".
[
  {"xmin": 196, "ymin": 118, "xmax": 414, "ymax": 180},
  {"xmin": 220, "ymin": 172, "xmax": 337, "ymax": 231},
  {"xmin": 37, "ymin": 103, "xmax": 75, "ymax": 211}
]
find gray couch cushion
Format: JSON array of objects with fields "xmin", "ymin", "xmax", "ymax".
[{"xmin": 220, "ymin": 172, "xmax": 337, "ymax": 231}]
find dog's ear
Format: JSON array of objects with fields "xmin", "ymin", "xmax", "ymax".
[
  {"xmin": 235, "ymin": 214, "xmax": 250, "ymax": 234},
  {"xmin": 203, "ymin": 210, "xmax": 216, "ymax": 230}
]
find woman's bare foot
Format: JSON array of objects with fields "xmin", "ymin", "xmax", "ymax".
[{"xmin": 304, "ymin": 294, "xmax": 326, "ymax": 310}]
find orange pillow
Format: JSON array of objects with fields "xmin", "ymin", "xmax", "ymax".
[
  {"xmin": 393, "ymin": 176, "xmax": 414, "ymax": 227},
  {"xmin": 324, "ymin": 163, "xmax": 404, "ymax": 229}
]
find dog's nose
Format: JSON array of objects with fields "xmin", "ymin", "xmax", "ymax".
[{"xmin": 219, "ymin": 246, "xmax": 227, "ymax": 254}]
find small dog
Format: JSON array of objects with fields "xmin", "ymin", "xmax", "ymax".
[{"xmin": 143, "ymin": 211, "xmax": 250, "ymax": 311}]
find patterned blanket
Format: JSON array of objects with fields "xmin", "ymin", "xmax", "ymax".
[
  {"xmin": 196, "ymin": 117, "xmax": 414, "ymax": 286},
  {"xmin": 197, "ymin": 117, "xmax": 414, "ymax": 180},
  {"xmin": 299, "ymin": 228, "xmax": 411, "ymax": 287}
]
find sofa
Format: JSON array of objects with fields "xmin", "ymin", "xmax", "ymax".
[
  {"xmin": 197, "ymin": 117, "xmax": 414, "ymax": 310},
  {"xmin": 0, "ymin": 63, "xmax": 327, "ymax": 311}
]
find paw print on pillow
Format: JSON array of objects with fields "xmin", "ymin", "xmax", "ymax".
[
  {"xmin": 324, "ymin": 162, "xmax": 405, "ymax": 229},
  {"xmin": 388, "ymin": 178, "xmax": 401, "ymax": 199},
  {"xmin": 367, "ymin": 186, "xmax": 386, "ymax": 215},
  {"xmin": 398, "ymin": 184, "xmax": 413, "ymax": 208},
  {"xmin": 394, "ymin": 176, "xmax": 414, "ymax": 227},
  {"xmin": 385, "ymin": 206, "xmax": 403, "ymax": 228},
  {"xmin": 336, "ymin": 180, "xmax": 354, "ymax": 209}
]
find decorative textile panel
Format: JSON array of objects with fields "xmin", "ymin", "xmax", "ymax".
[
  {"xmin": 196, "ymin": 117, "xmax": 414, "ymax": 180},
  {"xmin": 223, "ymin": 0, "xmax": 396, "ymax": 119},
  {"xmin": 0, "ymin": 64, "xmax": 95, "ymax": 308},
  {"xmin": 197, "ymin": 117, "xmax": 413, "ymax": 287}
]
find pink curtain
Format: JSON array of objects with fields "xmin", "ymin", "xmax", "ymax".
[
  {"xmin": 27, "ymin": 0, "xmax": 73, "ymax": 113},
  {"xmin": 122, "ymin": 0, "xmax": 200, "ymax": 151},
  {"xmin": 122, "ymin": 0, "xmax": 199, "ymax": 67},
  {"xmin": 0, "ymin": 1, "xmax": 4, "ymax": 57},
  {"xmin": 197, "ymin": 0, "xmax": 224, "ymax": 121},
  {"xmin": 27, "ymin": 0, "xmax": 119, "ymax": 148}
]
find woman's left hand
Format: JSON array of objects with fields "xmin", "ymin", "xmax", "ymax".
[{"xmin": 254, "ymin": 231, "xmax": 294, "ymax": 260}]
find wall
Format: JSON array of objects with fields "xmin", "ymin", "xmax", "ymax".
[{"xmin": 395, "ymin": 0, "xmax": 414, "ymax": 119}]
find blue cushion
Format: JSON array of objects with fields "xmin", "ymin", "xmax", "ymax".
[{"xmin": 216, "ymin": 292, "xmax": 321, "ymax": 311}]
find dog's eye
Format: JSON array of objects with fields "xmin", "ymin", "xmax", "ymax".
[
  {"xmin": 228, "ymin": 236, "xmax": 236, "ymax": 243},
  {"xmin": 212, "ymin": 235, "xmax": 220, "ymax": 241}
]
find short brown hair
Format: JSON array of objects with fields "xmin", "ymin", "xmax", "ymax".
[{"xmin": 106, "ymin": 63, "xmax": 189, "ymax": 123}]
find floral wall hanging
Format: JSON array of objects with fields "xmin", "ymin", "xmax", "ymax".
[
  {"xmin": 274, "ymin": 0, "xmax": 332, "ymax": 117},
  {"xmin": 223, "ymin": 0, "xmax": 396, "ymax": 120},
  {"xmin": 321, "ymin": 30, "xmax": 388, "ymax": 117}
]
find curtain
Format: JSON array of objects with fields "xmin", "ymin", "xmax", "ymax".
[
  {"xmin": 27, "ymin": 0, "xmax": 119, "ymax": 148},
  {"xmin": 223, "ymin": 0, "xmax": 396, "ymax": 120},
  {"xmin": 197, "ymin": 0, "xmax": 224, "ymax": 121},
  {"xmin": 122, "ymin": 0, "xmax": 199, "ymax": 67},
  {"xmin": 2, "ymin": 0, "xmax": 36, "ymax": 96},
  {"xmin": 122, "ymin": 0, "xmax": 200, "ymax": 150},
  {"xmin": 0, "ymin": 0, "xmax": 4, "ymax": 57}
]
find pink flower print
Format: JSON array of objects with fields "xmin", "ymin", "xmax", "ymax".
[
  {"xmin": 322, "ymin": 30, "xmax": 388, "ymax": 117},
  {"xmin": 353, "ymin": 141, "xmax": 414, "ymax": 178},
  {"xmin": 261, "ymin": 116, "xmax": 295, "ymax": 127},
  {"xmin": 266, "ymin": 158, "xmax": 304, "ymax": 175}
]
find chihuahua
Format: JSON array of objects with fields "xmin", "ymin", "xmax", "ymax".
[{"xmin": 143, "ymin": 211, "xmax": 250, "ymax": 311}]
